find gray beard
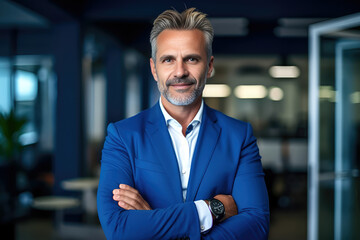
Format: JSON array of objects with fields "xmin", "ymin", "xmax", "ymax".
[{"xmin": 157, "ymin": 78, "xmax": 204, "ymax": 106}]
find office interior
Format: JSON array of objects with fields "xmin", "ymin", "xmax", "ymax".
[{"xmin": 0, "ymin": 0, "xmax": 359, "ymax": 239}]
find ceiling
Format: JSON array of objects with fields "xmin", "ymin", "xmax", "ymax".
[{"xmin": 4, "ymin": 0, "xmax": 360, "ymax": 56}]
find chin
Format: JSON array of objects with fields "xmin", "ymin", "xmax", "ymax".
[{"xmin": 167, "ymin": 95, "xmax": 196, "ymax": 106}]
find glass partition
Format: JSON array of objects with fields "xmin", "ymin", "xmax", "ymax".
[{"xmin": 309, "ymin": 13, "xmax": 360, "ymax": 240}]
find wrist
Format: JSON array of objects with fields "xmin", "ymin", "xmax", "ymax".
[
  {"xmin": 205, "ymin": 198, "xmax": 225, "ymax": 224},
  {"xmin": 204, "ymin": 200, "xmax": 216, "ymax": 223}
]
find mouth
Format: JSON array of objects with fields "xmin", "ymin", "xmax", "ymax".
[
  {"xmin": 170, "ymin": 82, "xmax": 194, "ymax": 90},
  {"xmin": 166, "ymin": 78, "xmax": 196, "ymax": 91}
]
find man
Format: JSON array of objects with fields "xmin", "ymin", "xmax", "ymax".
[{"xmin": 97, "ymin": 8, "xmax": 269, "ymax": 240}]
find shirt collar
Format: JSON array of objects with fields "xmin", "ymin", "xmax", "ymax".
[{"xmin": 159, "ymin": 97, "xmax": 204, "ymax": 127}]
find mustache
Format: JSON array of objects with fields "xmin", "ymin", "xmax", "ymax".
[{"xmin": 166, "ymin": 78, "xmax": 197, "ymax": 87}]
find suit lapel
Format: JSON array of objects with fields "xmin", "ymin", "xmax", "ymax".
[
  {"xmin": 186, "ymin": 105, "xmax": 221, "ymax": 201},
  {"xmin": 145, "ymin": 104, "xmax": 183, "ymax": 202}
]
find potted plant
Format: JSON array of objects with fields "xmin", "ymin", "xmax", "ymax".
[
  {"xmin": 0, "ymin": 110, "xmax": 27, "ymax": 162},
  {"xmin": 0, "ymin": 110, "xmax": 27, "ymax": 217}
]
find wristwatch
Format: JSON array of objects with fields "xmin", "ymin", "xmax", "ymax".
[{"xmin": 206, "ymin": 198, "xmax": 225, "ymax": 223}]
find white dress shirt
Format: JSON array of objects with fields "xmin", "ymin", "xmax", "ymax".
[{"xmin": 159, "ymin": 99, "xmax": 212, "ymax": 232}]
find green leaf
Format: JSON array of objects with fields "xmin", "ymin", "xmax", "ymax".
[{"xmin": 0, "ymin": 110, "xmax": 28, "ymax": 160}]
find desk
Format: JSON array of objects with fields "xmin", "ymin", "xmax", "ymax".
[
  {"xmin": 32, "ymin": 196, "xmax": 80, "ymax": 210},
  {"xmin": 32, "ymin": 196, "xmax": 80, "ymax": 228},
  {"xmin": 61, "ymin": 178, "xmax": 99, "ymax": 214},
  {"xmin": 32, "ymin": 196, "xmax": 105, "ymax": 239}
]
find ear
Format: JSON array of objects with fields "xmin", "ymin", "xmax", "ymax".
[
  {"xmin": 207, "ymin": 56, "xmax": 214, "ymax": 78},
  {"xmin": 150, "ymin": 58, "xmax": 158, "ymax": 81}
]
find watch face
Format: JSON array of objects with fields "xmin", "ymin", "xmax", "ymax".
[{"xmin": 210, "ymin": 199, "xmax": 224, "ymax": 215}]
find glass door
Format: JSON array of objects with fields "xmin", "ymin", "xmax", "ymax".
[{"xmin": 308, "ymin": 13, "xmax": 360, "ymax": 240}]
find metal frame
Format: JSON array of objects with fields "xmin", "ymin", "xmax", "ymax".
[
  {"xmin": 334, "ymin": 40, "xmax": 360, "ymax": 240},
  {"xmin": 308, "ymin": 13, "xmax": 360, "ymax": 240}
]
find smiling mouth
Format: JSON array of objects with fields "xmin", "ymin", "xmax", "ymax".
[
  {"xmin": 166, "ymin": 78, "xmax": 196, "ymax": 88},
  {"xmin": 171, "ymin": 82, "xmax": 193, "ymax": 86},
  {"xmin": 170, "ymin": 82, "xmax": 194, "ymax": 90}
]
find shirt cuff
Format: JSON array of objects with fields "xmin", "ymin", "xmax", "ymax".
[{"xmin": 194, "ymin": 200, "xmax": 213, "ymax": 232}]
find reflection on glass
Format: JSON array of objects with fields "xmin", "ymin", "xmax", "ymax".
[
  {"xmin": 0, "ymin": 58, "xmax": 11, "ymax": 113},
  {"xmin": 316, "ymin": 34, "xmax": 360, "ymax": 240}
]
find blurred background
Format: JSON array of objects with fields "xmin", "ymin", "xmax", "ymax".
[{"xmin": 0, "ymin": 0, "xmax": 359, "ymax": 239}]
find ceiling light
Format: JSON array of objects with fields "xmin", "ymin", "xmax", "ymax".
[
  {"xmin": 275, "ymin": 18, "xmax": 328, "ymax": 38},
  {"xmin": 278, "ymin": 18, "xmax": 328, "ymax": 27},
  {"xmin": 203, "ymin": 84, "xmax": 231, "ymax": 98},
  {"xmin": 269, "ymin": 87, "xmax": 284, "ymax": 101},
  {"xmin": 209, "ymin": 18, "xmax": 248, "ymax": 36},
  {"xmin": 234, "ymin": 85, "xmax": 267, "ymax": 99},
  {"xmin": 350, "ymin": 91, "xmax": 360, "ymax": 104},
  {"xmin": 319, "ymin": 86, "xmax": 336, "ymax": 102},
  {"xmin": 269, "ymin": 66, "xmax": 300, "ymax": 78},
  {"xmin": 274, "ymin": 27, "xmax": 308, "ymax": 37}
]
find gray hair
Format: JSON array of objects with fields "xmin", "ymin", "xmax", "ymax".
[{"xmin": 150, "ymin": 8, "xmax": 214, "ymax": 63}]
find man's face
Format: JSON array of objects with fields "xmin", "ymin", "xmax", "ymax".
[{"xmin": 150, "ymin": 29, "xmax": 213, "ymax": 106}]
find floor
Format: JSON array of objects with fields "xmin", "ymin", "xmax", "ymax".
[
  {"xmin": 14, "ymin": 209, "xmax": 307, "ymax": 240},
  {"xmin": 269, "ymin": 209, "xmax": 307, "ymax": 240},
  {"xmin": 16, "ymin": 218, "xmax": 105, "ymax": 240}
]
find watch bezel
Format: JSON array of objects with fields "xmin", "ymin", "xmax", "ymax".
[{"xmin": 208, "ymin": 198, "xmax": 225, "ymax": 223}]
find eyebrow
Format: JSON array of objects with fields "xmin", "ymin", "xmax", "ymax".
[
  {"xmin": 185, "ymin": 54, "xmax": 202, "ymax": 60},
  {"xmin": 159, "ymin": 55, "xmax": 175, "ymax": 62},
  {"xmin": 158, "ymin": 54, "xmax": 203, "ymax": 62}
]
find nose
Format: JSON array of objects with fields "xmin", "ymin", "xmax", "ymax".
[{"xmin": 174, "ymin": 61, "xmax": 189, "ymax": 78}]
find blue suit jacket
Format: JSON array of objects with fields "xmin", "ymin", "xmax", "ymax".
[{"xmin": 97, "ymin": 103, "xmax": 269, "ymax": 240}]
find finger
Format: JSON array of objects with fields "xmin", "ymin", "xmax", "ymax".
[
  {"xmin": 117, "ymin": 188, "xmax": 141, "ymax": 200},
  {"xmin": 116, "ymin": 194, "xmax": 146, "ymax": 210},
  {"xmin": 113, "ymin": 193, "xmax": 123, "ymax": 201},
  {"xmin": 113, "ymin": 188, "xmax": 140, "ymax": 202},
  {"xmin": 114, "ymin": 186, "xmax": 141, "ymax": 202},
  {"xmin": 143, "ymin": 201, "xmax": 151, "ymax": 210},
  {"xmin": 114, "ymin": 185, "xmax": 152, "ymax": 210},
  {"xmin": 114, "ymin": 190, "xmax": 151, "ymax": 210},
  {"xmin": 118, "ymin": 200, "xmax": 135, "ymax": 210},
  {"xmin": 135, "ymin": 195, "xmax": 151, "ymax": 210},
  {"xmin": 119, "ymin": 184, "xmax": 140, "ymax": 194}
]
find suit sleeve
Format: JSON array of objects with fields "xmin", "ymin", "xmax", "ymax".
[
  {"xmin": 97, "ymin": 123, "xmax": 202, "ymax": 240},
  {"xmin": 202, "ymin": 123, "xmax": 270, "ymax": 240}
]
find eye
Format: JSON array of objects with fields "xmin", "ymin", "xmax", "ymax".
[
  {"xmin": 162, "ymin": 58, "xmax": 172, "ymax": 63},
  {"xmin": 187, "ymin": 57, "xmax": 198, "ymax": 63}
]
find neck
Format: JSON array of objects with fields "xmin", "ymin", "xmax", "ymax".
[{"xmin": 161, "ymin": 96, "xmax": 202, "ymax": 131}]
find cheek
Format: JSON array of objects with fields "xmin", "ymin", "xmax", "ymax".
[
  {"xmin": 156, "ymin": 76, "xmax": 167, "ymax": 88},
  {"xmin": 193, "ymin": 68, "xmax": 207, "ymax": 81},
  {"xmin": 156, "ymin": 67, "xmax": 172, "ymax": 80}
]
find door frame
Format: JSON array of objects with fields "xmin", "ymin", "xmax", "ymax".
[
  {"xmin": 308, "ymin": 13, "xmax": 360, "ymax": 240},
  {"xmin": 335, "ymin": 40, "xmax": 360, "ymax": 240}
]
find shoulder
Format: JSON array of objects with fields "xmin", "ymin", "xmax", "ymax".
[
  {"xmin": 205, "ymin": 105, "xmax": 257, "ymax": 146},
  {"xmin": 110, "ymin": 105, "xmax": 157, "ymax": 133},
  {"xmin": 205, "ymin": 105, "xmax": 249, "ymax": 130}
]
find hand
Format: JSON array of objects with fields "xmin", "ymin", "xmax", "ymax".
[
  {"xmin": 112, "ymin": 184, "xmax": 152, "ymax": 210},
  {"xmin": 213, "ymin": 194, "xmax": 238, "ymax": 221}
]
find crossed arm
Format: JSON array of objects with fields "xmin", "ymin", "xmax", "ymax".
[
  {"xmin": 113, "ymin": 184, "xmax": 152, "ymax": 210},
  {"xmin": 112, "ymin": 184, "xmax": 238, "ymax": 222},
  {"xmin": 97, "ymin": 123, "xmax": 269, "ymax": 239}
]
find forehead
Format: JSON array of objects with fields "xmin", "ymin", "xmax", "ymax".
[{"xmin": 156, "ymin": 29, "xmax": 206, "ymax": 56}]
